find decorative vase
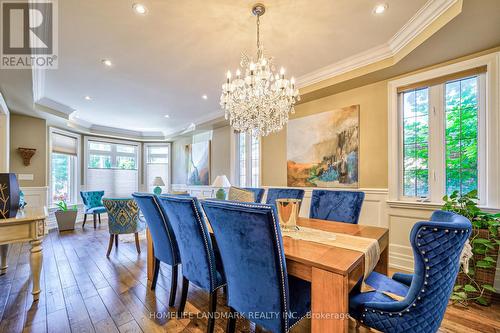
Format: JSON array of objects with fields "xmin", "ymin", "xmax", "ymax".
[
  {"xmin": 215, "ymin": 188, "xmax": 226, "ymax": 200},
  {"xmin": 0, "ymin": 173, "xmax": 21, "ymax": 219},
  {"xmin": 153, "ymin": 186, "xmax": 162, "ymax": 195}
]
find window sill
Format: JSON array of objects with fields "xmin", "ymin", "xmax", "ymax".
[
  {"xmin": 387, "ymin": 200, "xmax": 500, "ymax": 213},
  {"xmin": 387, "ymin": 200, "xmax": 443, "ymax": 210}
]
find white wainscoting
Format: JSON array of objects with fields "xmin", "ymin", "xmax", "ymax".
[{"xmin": 21, "ymin": 186, "xmax": 48, "ymax": 210}]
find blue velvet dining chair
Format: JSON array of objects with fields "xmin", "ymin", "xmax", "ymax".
[
  {"xmin": 80, "ymin": 190, "xmax": 106, "ymax": 228},
  {"xmin": 309, "ymin": 189, "xmax": 365, "ymax": 224},
  {"xmin": 102, "ymin": 198, "xmax": 146, "ymax": 256},
  {"xmin": 201, "ymin": 200, "xmax": 311, "ymax": 333},
  {"xmin": 243, "ymin": 187, "xmax": 265, "ymax": 203},
  {"xmin": 265, "ymin": 188, "xmax": 305, "ymax": 208},
  {"xmin": 132, "ymin": 193, "xmax": 181, "ymax": 307},
  {"xmin": 349, "ymin": 210, "xmax": 471, "ymax": 333},
  {"xmin": 159, "ymin": 195, "xmax": 226, "ymax": 333}
]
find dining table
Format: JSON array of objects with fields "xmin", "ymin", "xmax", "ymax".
[{"xmin": 146, "ymin": 216, "xmax": 389, "ymax": 333}]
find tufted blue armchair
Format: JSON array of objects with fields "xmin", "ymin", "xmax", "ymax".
[
  {"xmin": 243, "ymin": 187, "xmax": 265, "ymax": 203},
  {"xmin": 201, "ymin": 200, "xmax": 311, "ymax": 333},
  {"xmin": 80, "ymin": 190, "xmax": 106, "ymax": 228},
  {"xmin": 265, "ymin": 188, "xmax": 305, "ymax": 209},
  {"xmin": 159, "ymin": 195, "xmax": 226, "ymax": 333},
  {"xmin": 102, "ymin": 198, "xmax": 146, "ymax": 257},
  {"xmin": 309, "ymin": 189, "xmax": 365, "ymax": 224},
  {"xmin": 132, "ymin": 193, "xmax": 180, "ymax": 306},
  {"xmin": 349, "ymin": 210, "xmax": 471, "ymax": 333}
]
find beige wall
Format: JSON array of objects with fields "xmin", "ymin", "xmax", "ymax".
[
  {"xmin": 262, "ymin": 80, "xmax": 388, "ymax": 188},
  {"xmin": 9, "ymin": 114, "xmax": 47, "ymax": 187},
  {"xmin": 172, "ymin": 126, "xmax": 232, "ymax": 184},
  {"xmin": 0, "ymin": 113, "xmax": 9, "ymax": 172}
]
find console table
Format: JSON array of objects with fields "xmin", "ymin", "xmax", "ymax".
[{"xmin": 0, "ymin": 207, "xmax": 47, "ymax": 301}]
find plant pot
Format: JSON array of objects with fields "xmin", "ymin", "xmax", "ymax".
[
  {"xmin": 55, "ymin": 210, "xmax": 77, "ymax": 231},
  {"xmin": 457, "ymin": 228, "xmax": 499, "ymax": 305}
]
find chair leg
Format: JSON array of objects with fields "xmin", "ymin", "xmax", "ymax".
[
  {"xmin": 151, "ymin": 258, "xmax": 160, "ymax": 290},
  {"xmin": 93, "ymin": 213, "xmax": 96, "ymax": 229},
  {"xmin": 114, "ymin": 234, "xmax": 118, "ymax": 248},
  {"xmin": 98, "ymin": 213, "xmax": 101, "ymax": 224},
  {"xmin": 177, "ymin": 277, "xmax": 189, "ymax": 317},
  {"xmin": 169, "ymin": 265, "xmax": 178, "ymax": 307},
  {"xmin": 226, "ymin": 307, "xmax": 237, "ymax": 333},
  {"xmin": 106, "ymin": 234, "xmax": 114, "ymax": 257},
  {"xmin": 134, "ymin": 233, "xmax": 141, "ymax": 253},
  {"xmin": 207, "ymin": 290, "xmax": 217, "ymax": 333},
  {"xmin": 82, "ymin": 214, "xmax": 87, "ymax": 228}
]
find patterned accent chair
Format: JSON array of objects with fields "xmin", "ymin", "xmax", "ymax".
[
  {"xmin": 201, "ymin": 200, "xmax": 311, "ymax": 333},
  {"xmin": 132, "ymin": 193, "xmax": 181, "ymax": 306},
  {"xmin": 265, "ymin": 188, "xmax": 305, "ymax": 209},
  {"xmin": 159, "ymin": 195, "xmax": 226, "ymax": 333},
  {"xmin": 309, "ymin": 189, "xmax": 365, "ymax": 224},
  {"xmin": 102, "ymin": 198, "xmax": 146, "ymax": 257},
  {"xmin": 349, "ymin": 210, "xmax": 471, "ymax": 333},
  {"xmin": 80, "ymin": 191, "xmax": 106, "ymax": 228},
  {"xmin": 244, "ymin": 187, "xmax": 265, "ymax": 203}
]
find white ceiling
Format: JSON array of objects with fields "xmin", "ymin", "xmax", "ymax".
[{"xmin": 37, "ymin": 0, "xmax": 428, "ymax": 135}]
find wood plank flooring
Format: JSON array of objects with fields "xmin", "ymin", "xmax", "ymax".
[{"xmin": 0, "ymin": 222, "xmax": 498, "ymax": 333}]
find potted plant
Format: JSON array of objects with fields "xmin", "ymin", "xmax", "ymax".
[
  {"xmin": 55, "ymin": 200, "xmax": 78, "ymax": 231},
  {"xmin": 442, "ymin": 190, "xmax": 499, "ymax": 306}
]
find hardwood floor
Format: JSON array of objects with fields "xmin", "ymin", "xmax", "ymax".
[{"xmin": 0, "ymin": 223, "xmax": 498, "ymax": 333}]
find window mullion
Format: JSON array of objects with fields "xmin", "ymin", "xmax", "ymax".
[
  {"xmin": 429, "ymin": 85, "xmax": 445, "ymax": 202},
  {"xmin": 246, "ymin": 135, "xmax": 252, "ymax": 187}
]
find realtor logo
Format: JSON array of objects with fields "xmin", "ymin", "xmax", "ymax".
[{"xmin": 1, "ymin": 0, "xmax": 58, "ymax": 69}]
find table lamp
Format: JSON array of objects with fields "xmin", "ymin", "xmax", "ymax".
[
  {"xmin": 212, "ymin": 175, "xmax": 231, "ymax": 200},
  {"xmin": 152, "ymin": 177, "xmax": 165, "ymax": 195}
]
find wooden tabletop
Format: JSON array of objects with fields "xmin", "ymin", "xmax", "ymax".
[
  {"xmin": 0, "ymin": 207, "xmax": 48, "ymax": 224},
  {"xmin": 283, "ymin": 217, "xmax": 389, "ymax": 276}
]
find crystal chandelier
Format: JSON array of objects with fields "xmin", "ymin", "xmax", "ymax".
[{"xmin": 220, "ymin": 3, "xmax": 300, "ymax": 137}]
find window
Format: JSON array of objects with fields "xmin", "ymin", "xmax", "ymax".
[
  {"xmin": 145, "ymin": 144, "xmax": 170, "ymax": 193},
  {"xmin": 402, "ymin": 88, "xmax": 429, "ymax": 198},
  {"xmin": 85, "ymin": 138, "xmax": 139, "ymax": 197},
  {"xmin": 445, "ymin": 77, "xmax": 479, "ymax": 195},
  {"xmin": 236, "ymin": 132, "xmax": 260, "ymax": 187},
  {"xmin": 49, "ymin": 130, "xmax": 79, "ymax": 206},
  {"xmin": 394, "ymin": 65, "xmax": 487, "ymax": 203}
]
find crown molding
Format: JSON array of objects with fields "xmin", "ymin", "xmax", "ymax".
[{"xmin": 296, "ymin": 0, "xmax": 461, "ymax": 89}]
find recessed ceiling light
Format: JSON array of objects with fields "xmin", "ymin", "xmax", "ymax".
[
  {"xmin": 84, "ymin": 96, "xmax": 92, "ymax": 100},
  {"xmin": 164, "ymin": 114, "xmax": 170, "ymax": 118},
  {"xmin": 102, "ymin": 59, "xmax": 113, "ymax": 67},
  {"xmin": 373, "ymin": 4, "xmax": 388, "ymax": 14},
  {"xmin": 202, "ymin": 94, "xmax": 208, "ymax": 100},
  {"xmin": 133, "ymin": 3, "xmax": 147, "ymax": 15}
]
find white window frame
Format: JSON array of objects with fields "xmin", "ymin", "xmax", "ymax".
[
  {"xmin": 48, "ymin": 127, "xmax": 81, "ymax": 207},
  {"xmin": 388, "ymin": 52, "xmax": 500, "ymax": 209},
  {"xmin": 235, "ymin": 132, "xmax": 261, "ymax": 187},
  {"xmin": 83, "ymin": 136, "xmax": 142, "ymax": 190},
  {"xmin": 143, "ymin": 142, "xmax": 172, "ymax": 192}
]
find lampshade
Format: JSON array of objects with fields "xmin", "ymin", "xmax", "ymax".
[
  {"xmin": 212, "ymin": 175, "xmax": 231, "ymax": 188},
  {"xmin": 152, "ymin": 177, "xmax": 165, "ymax": 187}
]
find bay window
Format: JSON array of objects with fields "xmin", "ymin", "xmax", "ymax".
[
  {"xmin": 85, "ymin": 138, "xmax": 140, "ymax": 197},
  {"xmin": 236, "ymin": 132, "xmax": 260, "ymax": 187},
  {"xmin": 145, "ymin": 143, "xmax": 170, "ymax": 193},
  {"xmin": 49, "ymin": 129, "xmax": 79, "ymax": 206}
]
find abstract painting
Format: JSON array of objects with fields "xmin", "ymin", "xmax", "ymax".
[
  {"xmin": 287, "ymin": 105, "xmax": 359, "ymax": 187},
  {"xmin": 186, "ymin": 141, "xmax": 211, "ymax": 185}
]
